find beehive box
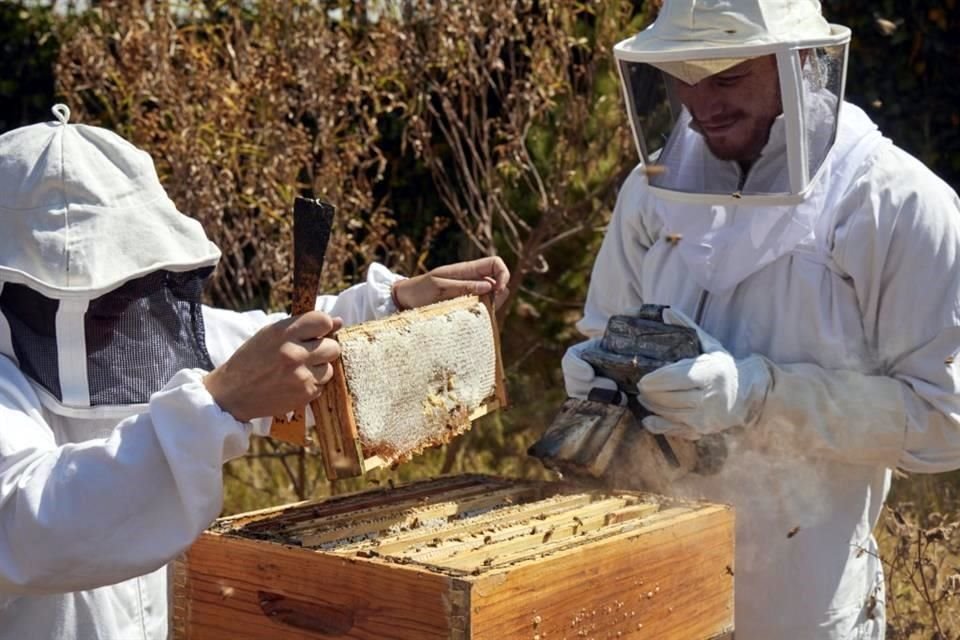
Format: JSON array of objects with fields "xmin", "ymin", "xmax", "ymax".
[{"xmin": 173, "ymin": 475, "xmax": 734, "ymax": 639}]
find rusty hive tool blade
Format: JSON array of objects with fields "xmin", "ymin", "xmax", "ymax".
[{"xmin": 271, "ymin": 197, "xmax": 336, "ymax": 447}]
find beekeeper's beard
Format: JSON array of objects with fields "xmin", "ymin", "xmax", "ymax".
[
  {"xmin": 686, "ymin": 103, "xmax": 782, "ymax": 164},
  {"xmin": 670, "ymin": 56, "xmax": 785, "ymax": 165}
]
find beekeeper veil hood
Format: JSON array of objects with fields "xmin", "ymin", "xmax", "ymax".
[
  {"xmin": 0, "ymin": 105, "xmax": 222, "ymax": 418},
  {"xmin": 611, "ymin": 1, "xmax": 881, "ymax": 295},
  {"xmin": 614, "ymin": 0, "xmax": 851, "ymax": 204}
]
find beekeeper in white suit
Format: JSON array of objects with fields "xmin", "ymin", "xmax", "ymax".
[
  {"xmin": 564, "ymin": 1, "xmax": 960, "ymax": 638},
  {"xmin": 0, "ymin": 105, "xmax": 509, "ymax": 640}
]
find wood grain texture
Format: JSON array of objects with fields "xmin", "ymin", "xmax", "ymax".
[
  {"xmin": 176, "ymin": 477, "xmax": 734, "ymax": 639},
  {"xmin": 481, "ymin": 294, "xmax": 509, "ymax": 411},
  {"xmin": 468, "ymin": 505, "xmax": 734, "ymax": 640},
  {"xmin": 312, "ymin": 357, "xmax": 364, "ymax": 479},
  {"xmin": 178, "ymin": 534, "xmax": 461, "ymax": 640}
]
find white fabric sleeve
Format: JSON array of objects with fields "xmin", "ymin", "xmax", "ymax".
[
  {"xmin": 754, "ymin": 362, "xmax": 909, "ymax": 468},
  {"xmin": 756, "ymin": 151, "xmax": 960, "ymax": 473},
  {"xmin": 201, "ymin": 306, "xmax": 287, "ymax": 367},
  {"xmin": 201, "ymin": 306, "xmax": 286, "ymax": 437},
  {"xmin": 0, "ymin": 361, "xmax": 253, "ymax": 594},
  {"xmin": 314, "ymin": 262, "xmax": 404, "ymax": 325},
  {"xmin": 577, "ymin": 167, "xmax": 658, "ymax": 339},
  {"xmin": 201, "ymin": 263, "xmax": 405, "ymax": 365}
]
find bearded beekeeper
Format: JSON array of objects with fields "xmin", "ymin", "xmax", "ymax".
[
  {"xmin": 0, "ymin": 105, "xmax": 509, "ymax": 640},
  {"xmin": 563, "ymin": 1, "xmax": 960, "ymax": 638}
]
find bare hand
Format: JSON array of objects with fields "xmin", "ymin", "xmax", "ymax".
[
  {"xmin": 392, "ymin": 256, "xmax": 510, "ymax": 311},
  {"xmin": 203, "ymin": 312, "xmax": 343, "ymax": 422}
]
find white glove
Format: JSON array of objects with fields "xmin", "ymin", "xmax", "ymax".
[
  {"xmin": 561, "ymin": 338, "xmax": 619, "ymax": 399},
  {"xmin": 637, "ymin": 308, "xmax": 771, "ymax": 437}
]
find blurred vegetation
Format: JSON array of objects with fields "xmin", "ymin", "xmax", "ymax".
[
  {"xmin": 0, "ymin": 2, "xmax": 60, "ymax": 131},
  {"xmin": 875, "ymin": 497, "xmax": 960, "ymax": 638},
  {"xmin": 2, "ymin": 0, "xmax": 959, "ymax": 636},
  {"xmin": 824, "ymin": 0, "xmax": 960, "ymax": 187}
]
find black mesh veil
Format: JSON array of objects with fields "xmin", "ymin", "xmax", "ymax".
[
  {"xmin": 0, "ymin": 283, "xmax": 61, "ymax": 399},
  {"xmin": 0, "ymin": 267, "xmax": 215, "ymax": 407},
  {"xmin": 85, "ymin": 268, "xmax": 215, "ymax": 406}
]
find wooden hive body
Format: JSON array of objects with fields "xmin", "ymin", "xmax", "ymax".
[{"xmin": 174, "ymin": 476, "xmax": 734, "ymax": 639}]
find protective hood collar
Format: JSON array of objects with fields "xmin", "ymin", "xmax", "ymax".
[{"xmin": 0, "ymin": 104, "xmax": 220, "ymax": 298}]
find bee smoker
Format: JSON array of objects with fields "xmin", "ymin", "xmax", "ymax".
[{"xmin": 528, "ymin": 305, "xmax": 727, "ymax": 492}]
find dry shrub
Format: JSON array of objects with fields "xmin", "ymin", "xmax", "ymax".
[
  {"xmin": 879, "ymin": 500, "xmax": 960, "ymax": 639},
  {"xmin": 54, "ymin": 0, "xmax": 642, "ymax": 321},
  {"xmin": 56, "ymin": 0, "xmax": 419, "ymax": 310},
  {"xmin": 401, "ymin": 1, "xmax": 640, "ymax": 320}
]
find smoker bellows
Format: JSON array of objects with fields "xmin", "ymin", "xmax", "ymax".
[{"xmin": 528, "ymin": 304, "xmax": 727, "ymax": 492}]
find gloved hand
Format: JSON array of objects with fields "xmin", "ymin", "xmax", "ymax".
[
  {"xmin": 561, "ymin": 338, "xmax": 619, "ymax": 400},
  {"xmin": 637, "ymin": 307, "xmax": 772, "ymax": 438}
]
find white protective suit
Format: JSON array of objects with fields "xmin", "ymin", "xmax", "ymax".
[
  {"xmin": 0, "ymin": 105, "xmax": 407, "ymax": 639},
  {"xmin": 568, "ymin": 2, "xmax": 960, "ymax": 636},
  {"xmin": 572, "ymin": 98, "xmax": 960, "ymax": 638}
]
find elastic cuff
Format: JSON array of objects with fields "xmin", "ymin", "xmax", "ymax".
[
  {"xmin": 158, "ymin": 369, "xmax": 248, "ymax": 425},
  {"xmin": 366, "ymin": 263, "xmax": 407, "ymax": 318},
  {"xmin": 150, "ymin": 368, "xmax": 253, "ymax": 462}
]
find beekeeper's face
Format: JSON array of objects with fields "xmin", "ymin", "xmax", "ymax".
[{"xmin": 670, "ymin": 55, "xmax": 783, "ymax": 164}]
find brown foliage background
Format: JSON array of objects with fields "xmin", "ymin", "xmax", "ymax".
[
  {"xmin": 55, "ymin": 1, "xmax": 642, "ymax": 317},
  {"xmin": 59, "ymin": 1, "xmax": 428, "ymax": 310}
]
